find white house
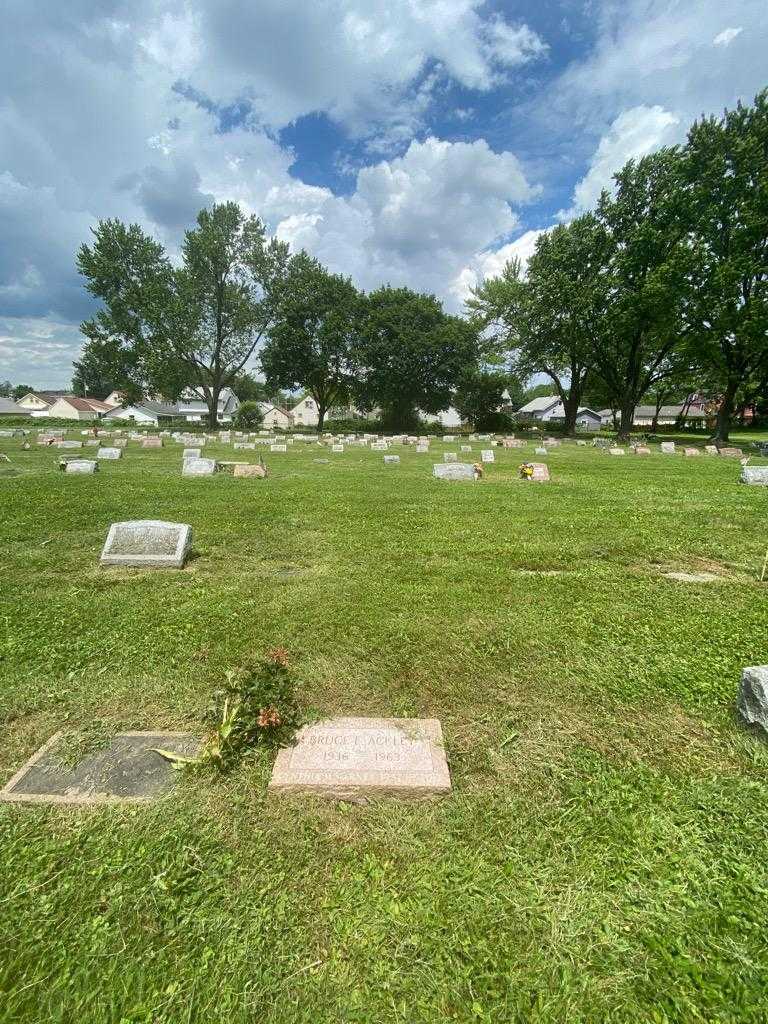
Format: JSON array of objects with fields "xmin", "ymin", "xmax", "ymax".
[
  {"xmin": 516, "ymin": 396, "xmax": 601, "ymax": 428},
  {"xmin": 16, "ymin": 391, "xmax": 69, "ymax": 417},
  {"xmin": 0, "ymin": 397, "xmax": 29, "ymax": 417},
  {"xmin": 104, "ymin": 401, "xmax": 179, "ymax": 426},
  {"xmin": 177, "ymin": 387, "xmax": 240, "ymax": 423},
  {"xmin": 260, "ymin": 404, "xmax": 293, "ymax": 430},
  {"xmin": 598, "ymin": 405, "xmax": 709, "ymax": 428},
  {"xmin": 421, "ymin": 407, "xmax": 463, "ymax": 429},
  {"xmin": 103, "ymin": 391, "xmax": 126, "ymax": 407},
  {"xmin": 48, "ymin": 396, "xmax": 114, "ymax": 420},
  {"xmin": 291, "ymin": 395, "xmax": 318, "ymax": 427}
]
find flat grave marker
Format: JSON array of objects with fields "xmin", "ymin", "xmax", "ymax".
[
  {"xmin": 101, "ymin": 519, "xmax": 193, "ymax": 568},
  {"xmin": 182, "ymin": 457, "xmax": 217, "ymax": 476},
  {"xmin": 268, "ymin": 717, "xmax": 450, "ymax": 800},
  {"xmin": 96, "ymin": 447, "xmax": 122, "ymax": 460},
  {"xmin": 433, "ymin": 462, "xmax": 475, "ymax": 481},
  {"xmin": 481, "ymin": 450, "xmax": 495, "ymax": 463},
  {"xmin": 529, "ymin": 462, "xmax": 550, "ymax": 482},
  {"xmin": 0, "ymin": 731, "xmax": 200, "ymax": 805},
  {"xmin": 741, "ymin": 466, "xmax": 768, "ymax": 486},
  {"xmin": 65, "ymin": 460, "xmax": 98, "ymax": 474},
  {"xmin": 443, "ymin": 452, "xmax": 458, "ymax": 463}
]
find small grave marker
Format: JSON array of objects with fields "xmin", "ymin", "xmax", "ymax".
[
  {"xmin": 480, "ymin": 450, "xmax": 495, "ymax": 463},
  {"xmin": 268, "ymin": 717, "xmax": 450, "ymax": 799},
  {"xmin": 233, "ymin": 464, "xmax": 267, "ymax": 478},
  {"xmin": 741, "ymin": 466, "xmax": 768, "ymax": 486},
  {"xmin": 101, "ymin": 519, "xmax": 192, "ymax": 567},
  {"xmin": 443, "ymin": 452, "xmax": 458, "ymax": 462},
  {"xmin": 384, "ymin": 455, "xmax": 400, "ymax": 465},
  {"xmin": 182, "ymin": 457, "xmax": 217, "ymax": 477},
  {"xmin": 96, "ymin": 447, "xmax": 121, "ymax": 460},
  {"xmin": 65, "ymin": 460, "xmax": 98, "ymax": 474},
  {"xmin": 660, "ymin": 442, "xmax": 676, "ymax": 454},
  {"xmin": 528, "ymin": 462, "xmax": 550, "ymax": 482},
  {"xmin": 433, "ymin": 463, "xmax": 474, "ymax": 480}
]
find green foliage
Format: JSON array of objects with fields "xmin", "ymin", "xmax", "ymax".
[
  {"xmin": 197, "ymin": 649, "xmax": 301, "ymax": 771},
  {"xmin": 233, "ymin": 400, "xmax": 264, "ymax": 430},
  {"xmin": 77, "ymin": 202, "xmax": 294, "ymax": 429},
  {"xmin": 453, "ymin": 369, "xmax": 509, "ymax": 430},
  {"xmin": 261, "ymin": 255, "xmax": 361, "ymax": 431},
  {"xmin": 354, "ymin": 286, "xmax": 479, "ymax": 429}
]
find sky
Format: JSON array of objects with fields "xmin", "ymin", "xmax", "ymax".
[{"xmin": 1, "ymin": 0, "xmax": 766, "ymax": 388}]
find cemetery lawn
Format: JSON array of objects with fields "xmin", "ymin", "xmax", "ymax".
[{"xmin": 2, "ymin": 435, "xmax": 768, "ymax": 1024}]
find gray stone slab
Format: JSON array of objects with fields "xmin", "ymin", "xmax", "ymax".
[
  {"xmin": 100, "ymin": 520, "xmax": 192, "ymax": 568},
  {"xmin": 142, "ymin": 438, "xmax": 163, "ymax": 449},
  {"xmin": 182, "ymin": 457, "xmax": 217, "ymax": 477},
  {"xmin": 0, "ymin": 731, "xmax": 200, "ymax": 805},
  {"xmin": 529, "ymin": 462, "xmax": 550, "ymax": 482},
  {"xmin": 741, "ymin": 466, "xmax": 768, "ymax": 486},
  {"xmin": 270, "ymin": 444, "xmax": 287, "ymax": 452},
  {"xmin": 233, "ymin": 464, "xmax": 267, "ymax": 478},
  {"xmin": 738, "ymin": 666, "xmax": 768, "ymax": 734},
  {"xmin": 443, "ymin": 452, "xmax": 458, "ymax": 462},
  {"xmin": 96, "ymin": 447, "xmax": 122, "ymax": 460},
  {"xmin": 56, "ymin": 440, "xmax": 83, "ymax": 449},
  {"xmin": 268, "ymin": 717, "xmax": 450, "ymax": 800},
  {"xmin": 65, "ymin": 459, "xmax": 98, "ymax": 474},
  {"xmin": 182, "ymin": 448, "xmax": 202, "ymax": 459},
  {"xmin": 433, "ymin": 462, "xmax": 475, "ymax": 480},
  {"xmin": 660, "ymin": 442, "xmax": 676, "ymax": 453},
  {"xmin": 480, "ymin": 450, "xmax": 495, "ymax": 462},
  {"xmin": 383, "ymin": 454, "xmax": 400, "ymax": 464}
]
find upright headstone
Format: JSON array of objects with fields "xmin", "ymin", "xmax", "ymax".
[
  {"xmin": 384, "ymin": 455, "xmax": 400, "ymax": 465},
  {"xmin": 332, "ymin": 444, "xmax": 344, "ymax": 453},
  {"xmin": 684, "ymin": 447, "xmax": 700, "ymax": 457},
  {"xmin": 741, "ymin": 466, "xmax": 768, "ymax": 486},
  {"xmin": 719, "ymin": 447, "xmax": 743, "ymax": 458},
  {"xmin": 443, "ymin": 452, "xmax": 458, "ymax": 463},
  {"xmin": 480, "ymin": 450, "xmax": 495, "ymax": 463},
  {"xmin": 660, "ymin": 442, "xmax": 676, "ymax": 454},
  {"xmin": 460, "ymin": 445, "xmax": 472, "ymax": 452},
  {"xmin": 634, "ymin": 446, "xmax": 651, "ymax": 455},
  {"xmin": 704, "ymin": 445, "xmax": 719, "ymax": 455},
  {"xmin": 433, "ymin": 463, "xmax": 474, "ymax": 481},
  {"xmin": 182, "ymin": 448, "xmax": 202, "ymax": 460},
  {"xmin": 737, "ymin": 666, "xmax": 768, "ymax": 734},
  {"xmin": 270, "ymin": 444, "xmax": 287, "ymax": 453},
  {"xmin": 96, "ymin": 447, "xmax": 122, "ymax": 460},
  {"xmin": 142, "ymin": 438, "xmax": 163, "ymax": 449},
  {"xmin": 100, "ymin": 520, "xmax": 193, "ymax": 568},
  {"xmin": 182, "ymin": 457, "xmax": 217, "ymax": 477},
  {"xmin": 609, "ymin": 447, "xmax": 625, "ymax": 456},
  {"xmin": 529, "ymin": 462, "xmax": 550, "ymax": 482},
  {"xmin": 65, "ymin": 460, "xmax": 98, "ymax": 474},
  {"xmin": 268, "ymin": 717, "xmax": 451, "ymax": 799}
]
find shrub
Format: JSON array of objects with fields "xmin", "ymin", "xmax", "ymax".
[{"xmin": 233, "ymin": 401, "xmax": 264, "ymax": 430}]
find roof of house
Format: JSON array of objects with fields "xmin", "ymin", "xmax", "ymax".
[
  {"xmin": 55, "ymin": 396, "xmax": 113, "ymax": 413},
  {"xmin": 179, "ymin": 387, "xmax": 238, "ymax": 409},
  {"xmin": 598, "ymin": 405, "xmax": 708, "ymax": 419},
  {"xmin": 0, "ymin": 397, "xmax": 27, "ymax": 414},
  {"xmin": 105, "ymin": 401, "xmax": 178, "ymax": 418},
  {"xmin": 517, "ymin": 396, "xmax": 560, "ymax": 414},
  {"xmin": 576, "ymin": 407, "xmax": 602, "ymax": 417}
]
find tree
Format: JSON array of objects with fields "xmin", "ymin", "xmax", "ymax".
[
  {"xmin": 469, "ymin": 216, "xmax": 610, "ymax": 435},
  {"xmin": 454, "ymin": 369, "xmax": 510, "ymax": 430},
  {"xmin": 10, "ymin": 383, "xmax": 34, "ymax": 401},
  {"xmin": 233, "ymin": 400, "xmax": 264, "ymax": 430},
  {"xmin": 353, "ymin": 286, "xmax": 478, "ymax": 430},
  {"xmin": 680, "ymin": 90, "xmax": 768, "ymax": 442},
  {"xmin": 72, "ymin": 335, "xmax": 143, "ymax": 402},
  {"xmin": 77, "ymin": 202, "xmax": 293, "ymax": 429},
  {"xmin": 589, "ymin": 148, "xmax": 691, "ymax": 441},
  {"xmin": 260, "ymin": 255, "xmax": 361, "ymax": 432}
]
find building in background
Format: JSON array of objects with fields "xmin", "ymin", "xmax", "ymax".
[
  {"xmin": 177, "ymin": 387, "xmax": 240, "ymax": 423},
  {"xmin": 47, "ymin": 396, "xmax": 114, "ymax": 420}
]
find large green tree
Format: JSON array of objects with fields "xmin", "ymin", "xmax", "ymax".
[
  {"xmin": 77, "ymin": 202, "xmax": 293, "ymax": 428},
  {"xmin": 260, "ymin": 255, "xmax": 361, "ymax": 432},
  {"xmin": 590, "ymin": 148, "xmax": 691, "ymax": 441},
  {"xmin": 680, "ymin": 90, "xmax": 768, "ymax": 442},
  {"xmin": 353, "ymin": 286, "xmax": 478, "ymax": 430},
  {"xmin": 468, "ymin": 215, "xmax": 610, "ymax": 435},
  {"xmin": 453, "ymin": 368, "xmax": 510, "ymax": 430}
]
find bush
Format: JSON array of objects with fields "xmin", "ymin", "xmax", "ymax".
[{"xmin": 233, "ymin": 401, "xmax": 264, "ymax": 430}]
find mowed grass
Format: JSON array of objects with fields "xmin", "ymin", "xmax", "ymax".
[{"xmin": 1, "ymin": 433, "xmax": 768, "ymax": 1023}]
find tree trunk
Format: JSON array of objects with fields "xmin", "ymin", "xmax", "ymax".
[
  {"xmin": 208, "ymin": 385, "xmax": 221, "ymax": 431},
  {"xmin": 317, "ymin": 403, "xmax": 327, "ymax": 432},
  {"xmin": 713, "ymin": 381, "xmax": 738, "ymax": 443},
  {"xmin": 617, "ymin": 401, "xmax": 635, "ymax": 443},
  {"xmin": 562, "ymin": 393, "xmax": 580, "ymax": 436}
]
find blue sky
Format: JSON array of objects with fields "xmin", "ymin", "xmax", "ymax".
[{"xmin": 1, "ymin": 0, "xmax": 766, "ymax": 386}]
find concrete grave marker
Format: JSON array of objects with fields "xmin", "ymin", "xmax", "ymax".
[
  {"xmin": 0, "ymin": 731, "xmax": 200, "ymax": 805},
  {"xmin": 460, "ymin": 445, "xmax": 472, "ymax": 452},
  {"xmin": 233, "ymin": 464, "xmax": 267, "ymax": 478},
  {"xmin": 480, "ymin": 450, "xmax": 495, "ymax": 463},
  {"xmin": 182, "ymin": 457, "xmax": 217, "ymax": 477},
  {"xmin": 443, "ymin": 452, "xmax": 458, "ymax": 462},
  {"xmin": 528, "ymin": 462, "xmax": 550, "ymax": 482},
  {"xmin": 183, "ymin": 448, "xmax": 202, "ymax": 459},
  {"xmin": 705, "ymin": 445, "xmax": 719, "ymax": 455},
  {"xmin": 270, "ymin": 444, "xmax": 288, "ymax": 453},
  {"xmin": 384, "ymin": 455, "xmax": 400, "ymax": 464},
  {"xmin": 741, "ymin": 466, "xmax": 768, "ymax": 486},
  {"xmin": 65, "ymin": 460, "xmax": 98, "ymax": 474},
  {"xmin": 684, "ymin": 447, "xmax": 700, "ymax": 457},
  {"xmin": 268, "ymin": 717, "xmax": 450, "ymax": 800},
  {"xmin": 433, "ymin": 462, "xmax": 475, "ymax": 481},
  {"xmin": 634, "ymin": 446, "xmax": 651, "ymax": 455},
  {"xmin": 101, "ymin": 519, "xmax": 192, "ymax": 568},
  {"xmin": 96, "ymin": 447, "xmax": 122, "ymax": 460},
  {"xmin": 332, "ymin": 444, "xmax": 344, "ymax": 453},
  {"xmin": 719, "ymin": 447, "xmax": 743, "ymax": 458},
  {"xmin": 609, "ymin": 447, "xmax": 625, "ymax": 455},
  {"xmin": 534, "ymin": 447, "xmax": 547, "ymax": 455},
  {"xmin": 660, "ymin": 442, "xmax": 676, "ymax": 454},
  {"xmin": 142, "ymin": 438, "xmax": 163, "ymax": 449},
  {"xmin": 56, "ymin": 440, "xmax": 83, "ymax": 449}
]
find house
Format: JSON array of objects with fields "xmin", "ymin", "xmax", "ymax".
[
  {"xmin": 0, "ymin": 397, "xmax": 29, "ymax": 417},
  {"xmin": 16, "ymin": 391, "xmax": 70, "ymax": 417},
  {"xmin": 291, "ymin": 395, "xmax": 319, "ymax": 427},
  {"xmin": 517, "ymin": 396, "xmax": 602, "ymax": 428},
  {"xmin": 48, "ymin": 396, "xmax": 114, "ymax": 420},
  {"xmin": 421, "ymin": 407, "xmax": 463, "ymax": 429},
  {"xmin": 103, "ymin": 391, "xmax": 126, "ymax": 407},
  {"xmin": 104, "ymin": 401, "xmax": 179, "ymax": 426},
  {"xmin": 597, "ymin": 405, "xmax": 710, "ymax": 428},
  {"xmin": 177, "ymin": 387, "xmax": 240, "ymax": 423},
  {"xmin": 261, "ymin": 404, "xmax": 293, "ymax": 430}
]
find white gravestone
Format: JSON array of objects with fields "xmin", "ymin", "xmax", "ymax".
[
  {"xmin": 443, "ymin": 452, "xmax": 458, "ymax": 463},
  {"xmin": 433, "ymin": 463, "xmax": 475, "ymax": 481},
  {"xmin": 56, "ymin": 440, "xmax": 83, "ymax": 449},
  {"xmin": 660, "ymin": 442, "xmax": 676, "ymax": 454},
  {"xmin": 384, "ymin": 455, "xmax": 400, "ymax": 464},
  {"xmin": 100, "ymin": 520, "xmax": 192, "ymax": 568},
  {"xmin": 96, "ymin": 447, "xmax": 122, "ymax": 460},
  {"xmin": 480, "ymin": 450, "xmax": 495, "ymax": 463},
  {"xmin": 609, "ymin": 447, "xmax": 625, "ymax": 456},
  {"xmin": 460, "ymin": 445, "xmax": 472, "ymax": 452},
  {"xmin": 332, "ymin": 444, "xmax": 344, "ymax": 453},
  {"xmin": 634, "ymin": 446, "xmax": 651, "ymax": 455},
  {"xmin": 270, "ymin": 444, "xmax": 287, "ymax": 453},
  {"xmin": 741, "ymin": 466, "xmax": 768, "ymax": 486},
  {"xmin": 268, "ymin": 717, "xmax": 451, "ymax": 799},
  {"xmin": 534, "ymin": 447, "xmax": 547, "ymax": 456},
  {"xmin": 182, "ymin": 457, "xmax": 217, "ymax": 477},
  {"xmin": 65, "ymin": 460, "xmax": 98, "ymax": 474}
]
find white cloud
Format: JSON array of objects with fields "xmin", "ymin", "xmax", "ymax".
[
  {"xmin": 713, "ymin": 27, "xmax": 743, "ymax": 46},
  {"xmin": 450, "ymin": 229, "xmax": 546, "ymax": 307},
  {"xmin": 563, "ymin": 105, "xmax": 680, "ymax": 216}
]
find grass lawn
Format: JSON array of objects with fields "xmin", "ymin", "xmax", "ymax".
[{"xmin": 1, "ymin": 432, "xmax": 768, "ymax": 1023}]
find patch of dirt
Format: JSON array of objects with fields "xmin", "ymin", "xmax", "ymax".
[{"xmin": 663, "ymin": 571, "xmax": 722, "ymax": 583}]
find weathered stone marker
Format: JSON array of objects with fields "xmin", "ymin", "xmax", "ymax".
[
  {"xmin": 332, "ymin": 444, "xmax": 344, "ymax": 453},
  {"xmin": 96, "ymin": 447, "xmax": 122, "ymax": 460},
  {"xmin": 433, "ymin": 462, "xmax": 474, "ymax": 480},
  {"xmin": 460, "ymin": 445, "xmax": 471, "ymax": 452},
  {"xmin": 182, "ymin": 448, "xmax": 202, "ymax": 459},
  {"xmin": 0, "ymin": 731, "xmax": 200, "ymax": 805},
  {"xmin": 528, "ymin": 462, "xmax": 550, "ymax": 482},
  {"xmin": 660, "ymin": 442, "xmax": 676, "ymax": 454},
  {"xmin": 737, "ymin": 666, "xmax": 768, "ymax": 734},
  {"xmin": 684, "ymin": 447, "xmax": 700, "ymax": 457},
  {"xmin": 65, "ymin": 460, "xmax": 98, "ymax": 474},
  {"xmin": 101, "ymin": 519, "xmax": 192, "ymax": 568},
  {"xmin": 383, "ymin": 455, "xmax": 400, "ymax": 464},
  {"xmin": 609, "ymin": 447, "xmax": 625, "ymax": 456},
  {"xmin": 719, "ymin": 447, "xmax": 743, "ymax": 457},
  {"xmin": 56, "ymin": 440, "xmax": 83, "ymax": 449},
  {"xmin": 270, "ymin": 444, "xmax": 287, "ymax": 453},
  {"xmin": 268, "ymin": 717, "xmax": 451, "ymax": 799},
  {"xmin": 182, "ymin": 457, "xmax": 217, "ymax": 476},
  {"xmin": 443, "ymin": 452, "xmax": 458, "ymax": 463},
  {"xmin": 741, "ymin": 466, "xmax": 768, "ymax": 486},
  {"xmin": 233, "ymin": 464, "xmax": 267, "ymax": 478},
  {"xmin": 142, "ymin": 437, "xmax": 163, "ymax": 449},
  {"xmin": 634, "ymin": 446, "xmax": 651, "ymax": 455},
  {"xmin": 480, "ymin": 450, "xmax": 495, "ymax": 463}
]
